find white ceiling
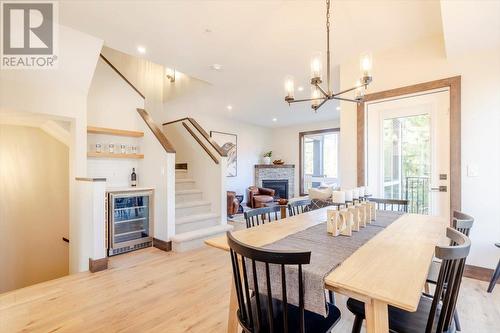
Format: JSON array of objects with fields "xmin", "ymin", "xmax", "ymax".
[{"xmin": 59, "ymin": 0, "xmax": 445, "ymax": 127}]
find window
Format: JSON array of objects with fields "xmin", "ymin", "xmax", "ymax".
[{"xmin": 299, "ymin": 128, "xmax": 340, "ymax": 195}]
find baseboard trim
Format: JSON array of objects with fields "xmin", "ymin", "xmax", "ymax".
[
  {"xmin": 153, "ymin": 238, "xmax": 172, "ymax": 252},
  {"xmin": 89, "ymin": 257, "xmax": 109, "ymax": 273},
  {"xmin": 464, "ymin": 264, "xmax": 498, "ymax": 283}
]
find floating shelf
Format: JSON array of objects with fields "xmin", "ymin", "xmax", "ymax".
[
  {"xmin": 87, "ymin": 126, "xmax": 144, "ymax": 138},
  {"xmin": 87, "ymin": 152, "xmax": 144, "ymax": 159}
]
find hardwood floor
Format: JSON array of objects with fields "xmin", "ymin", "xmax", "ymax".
[{"xmin": 0, "ymin": 246, "xmax": 498, "ymax": 332}]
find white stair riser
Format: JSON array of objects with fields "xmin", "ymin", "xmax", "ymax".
[
  {"xmin": 176, "ymin": 217, "xmax": 218, "ymax": 234},
  {"xmin": 175, "ymin": 181, "xmax": 196, "ymax": 191},
  {"xmin": 175, "ymin": 192, "xmax": 203, "ymax": 203},
  {"xmin": 175, "ymin": 170, "xmax": 188, "ymax": 179},
  {"xmin": 175, "ymin": 203, "xmax": 211, "ymax": 217},
  {"xmin": 172, "ymin": 231, "xmax": 227, "ymax": 252}
]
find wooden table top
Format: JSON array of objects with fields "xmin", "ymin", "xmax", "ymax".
[{"xmin": 205, "ymin": 207, "xmax": 447, "ymax": 313}]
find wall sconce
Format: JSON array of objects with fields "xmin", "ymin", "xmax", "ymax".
[{"xmin": 166, "ymin": 68, "xmax": 176, "ymax": 83}]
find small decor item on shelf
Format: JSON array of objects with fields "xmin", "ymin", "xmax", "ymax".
[
  {"xmin": 273, "ymin": 159, "xmax": 285, "ymax": 165},
  {"xmin": 131, "ymin": 145, "xmax": 138, "ymax": 154},
  {"xmin": 120, "ymin": 144, "xmax": 126, "ymax": 154},
  {"xmin": 109, "ymin": 143, "xmax": 115, "ymax": 153},
  {"xmin": 95, "ymin": 143, "xmax": 102, "ymax": 153},
  {"xmin": 131, "ymin": 168, "xmax": 137, "ymax": 187},
  {"xmin": 263, "ymin": 151, "xmax": 272, "ymax": 165}
]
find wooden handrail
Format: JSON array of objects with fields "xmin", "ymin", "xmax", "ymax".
[
  {"xmin": 182, "ymin": 122, "xmax": 219, "ymax": 164},
  {"xmin": 99, "ymin": 54, "xmax": 145, "ymax": 99},
  {"xmin": 137, "ymin": 108, "xmax": 176, "ymax": 153},
  {"xmin": 163, "ymin": 118, "xmax": 227, "ymax": 157}
]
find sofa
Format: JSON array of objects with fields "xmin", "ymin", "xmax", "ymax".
[{"xmin": 246, "ymin": 186, "xmax": 276, "ymax": 208}]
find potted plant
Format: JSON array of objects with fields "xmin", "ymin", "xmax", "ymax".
[{"xmin": 263, "ymin": 151, "xmax": 272, "ymax": 165}]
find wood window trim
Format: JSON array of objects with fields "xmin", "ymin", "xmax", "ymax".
[
  {"xmin": 357, "ymin": 76, "xmax": 461, "ymax": 216},
  {"xmin": 299, "ymin": 128, "xmax": 340, "ymax": 196}
]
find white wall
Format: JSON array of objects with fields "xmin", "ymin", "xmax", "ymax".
[
  {"xmin": 0, "ymin": 24, "xmax": 103, "ymax": 274},
  {"xmin": 161, "ymin": 76, "xmax": 273, "ymax": 201},
  {"xmin": 339, "ymin": 36, "xmax": 500, "ymax": 269},
  {"xmin": 270, "ymin": 119, "xmax": 340, "ymax": 197},
  {"xmin": 0, "ymin": 125, "xmax": 69, "ymax": 293},
  {"xmin": 98, "ymin": 48, "xmax": 273, "ymax": 202},
  {"xmin": 87, "ymin": 59, "xmax": 145, "ymax": 187},
  {"xmin": 87, "ymin": 58, "xmax": 174, "ymax": 242}
]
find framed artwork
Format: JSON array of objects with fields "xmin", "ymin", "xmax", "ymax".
[{"xmin": 210, "ymin": 131, "xmax": 237, "ymax": 177}]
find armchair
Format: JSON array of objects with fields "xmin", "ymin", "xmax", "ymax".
[
  {"xmin": 246, "ymin": 186, "xmax": 276, "ymax": 208},
  {"xmin": 227, "ymin": 191, "xmax": 240, "ymax": 217}
]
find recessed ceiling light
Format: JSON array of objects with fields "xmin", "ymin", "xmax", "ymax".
[
  {"xmin": 137, "ymin": 46, "xmax": 146, "ymax": 54},
  {"xmin": 210, "ymin": 64, "xmax": 223, "ymax": 71},
  {"xmin": 272, "ymin": 118, "xmax": 277, "ymax": 122},
  {"xmin": 336, "ymin": 106, "xmax": 341, "ymax": 111},
  {"xmin": 298, "ymin": 86, "xmax": 304, "ymax": 92},
  {"xmin": 227, "ymin": 105, "xmax": 233, "ymax": 110}
]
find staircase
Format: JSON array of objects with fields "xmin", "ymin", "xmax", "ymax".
[{"xmin": 171, "ymin": 167, "xmax": 232, "ymax": 252}]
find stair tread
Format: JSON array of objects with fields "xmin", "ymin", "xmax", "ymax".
[
  {"xmin": 176, "ymin": 178, "xmax": 195, "ymax": 183},
  {"xmin": 171, "ymin": 224, "xmax": 233, "ymax": 243},
  {"xmin": 175, "ymin": 200, "xmax": 211, "ymax": 209},
  {"xmin": 176, "ymin": 213, "xmax": 219, "ymax": 225},
  {"xmin": 175, "ymin": 189, "xmax": 202, "ymax": 195}
]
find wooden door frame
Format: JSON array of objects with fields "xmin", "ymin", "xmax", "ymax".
[
  {"xmin": 357, "ymin": 76, "xmax": 461, "ymax": 215},
  {"xmin": 299, "ymin": 127, "xmax": 340, "ymax": 196}
]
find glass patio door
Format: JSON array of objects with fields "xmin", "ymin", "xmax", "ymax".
[
  {"xmin": 366, "ymin": 90, "xmax": 450, "ymax": 219},
  {"xmin": 300, "ymin": 129, "xmax": 339, "ymax": 195}
]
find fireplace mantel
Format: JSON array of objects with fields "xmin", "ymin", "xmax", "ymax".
[
  {"xmin": 255, "ymin": 164, "xmax": 295, "ymax": 169},
  {"xmin": 255, "ymin": 164, "xmax": 295, "ymax": 198}
]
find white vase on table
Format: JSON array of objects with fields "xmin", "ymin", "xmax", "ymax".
[{"xmin": 263, "ymin": 156, "xmax": 271, "ymax": 165}]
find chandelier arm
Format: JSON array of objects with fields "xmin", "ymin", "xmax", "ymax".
[
  {"xmin": 332, "ymin": 85, "xmax": 362, "ymax": 97},
  {"xmin": 331, "ymin": 96, "xmax": 362, "ymax": 103},
  {"xmin": 314, "ymin": 98, "xmax": 329, "ymax": 111},
  {"xmin": 288, "ymin": 97, "xmax": 328, "ymax": 104},
  {"xmin": 315, "ymin": 83, "xmax": 330, "ymax": 98}
]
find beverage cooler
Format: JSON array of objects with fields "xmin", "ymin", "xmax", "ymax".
[{"xmin": 108, "ymin": 190, "xmax": 154, "ymax": 256}]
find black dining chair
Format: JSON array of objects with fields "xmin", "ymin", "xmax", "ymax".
[
  {"xmin": 487, "ymin": 243, "xmax": 500, "ymax": 293},
  {"xmin": 368, "ymin": 198, "xmax": 409, "ymax": 212},
  {"xmin": 226, "ymin": 232, "xmax": 341, "ymax": 333},
  {"xmin": 347, "ymin": 227, "xmax": 471, "ymax": 333},
  {"xmin": 425, "ymin": 211, "xmax": 474, "ymax": 331},
  {"xmin": 287, "ymin": 199, "xmax": 312, "ymax": 216},
  {"xmin": 244, "ymin": 206, "xmax": 282, "ymax": 229}
]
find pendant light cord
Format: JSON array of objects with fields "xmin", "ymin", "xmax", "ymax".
[{"xmin": 326, "ymin": 0, "xmax": 331, "ymax": 95}]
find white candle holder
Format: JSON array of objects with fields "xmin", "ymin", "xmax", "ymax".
[
  {"xmin": 327, "ymin": 209, "xmax": 353, "ymax": 237},
  {"xmin": 347, "ymin": 206, "xmax": 360, "ymax": 232},
  {"xmin": 369, "ymin": 202, "xmax": 377, "ymax": 221}
]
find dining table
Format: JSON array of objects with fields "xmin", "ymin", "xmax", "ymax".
[{"xmin": 205, "ymin": 207, "xmax": 447, "ymax": 333}]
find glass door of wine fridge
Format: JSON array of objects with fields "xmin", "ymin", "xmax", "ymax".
[{"xmin": 108, "ymin": 190, "xmax": 153, "ymax": 256}]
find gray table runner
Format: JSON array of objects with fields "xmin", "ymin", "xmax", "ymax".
[{"xmin": 245, "ymin": 210, "xmax": 403, "ymax": 316}]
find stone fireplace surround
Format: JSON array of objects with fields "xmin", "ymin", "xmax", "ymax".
[{"xmin": 255, "ymin": 164, "xmax": 295, "ymax": 199}]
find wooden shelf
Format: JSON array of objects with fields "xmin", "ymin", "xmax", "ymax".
[
  {"xmin": 87, "ymin": 152, "xmax": 144, "ymax": 159},
  {"xmin": 87, "ymin": 126, "xmax": 144, "ymax": 138}
]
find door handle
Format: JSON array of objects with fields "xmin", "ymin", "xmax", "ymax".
[{"xmin": 430, "ymin": 186, "xmax": 447, "ymax": 192}]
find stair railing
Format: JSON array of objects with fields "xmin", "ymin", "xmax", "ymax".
[{"xmin": 163, "ymin": 118, "xmax": 227, "ymax": 164}]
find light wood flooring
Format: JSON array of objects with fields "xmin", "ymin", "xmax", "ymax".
[{"xmin": 0, "ymin": 246, "xmax": 499, "ymax": 332}]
